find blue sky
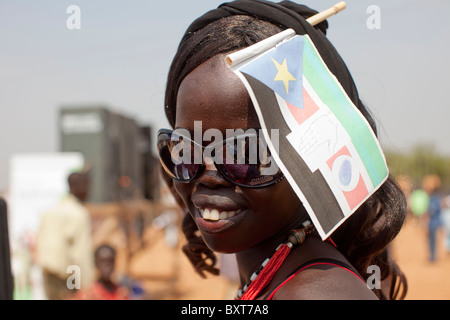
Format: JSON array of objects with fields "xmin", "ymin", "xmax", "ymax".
[{"xmin": 1, "ymin": 0, "xmax": 449, "ymax": 191}]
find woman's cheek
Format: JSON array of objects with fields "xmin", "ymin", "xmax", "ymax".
[{"xmin": 173, "ymin": 181, "xmax": 193, "ymax": 209}]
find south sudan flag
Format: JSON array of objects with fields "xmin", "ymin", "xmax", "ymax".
[{"xmin": 227, "ymin": 29, "xmax": 388, "ymax": 239}]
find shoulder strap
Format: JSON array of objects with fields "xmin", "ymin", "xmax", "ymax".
[{"xmin": 263, "ymin": 258, "xmax": 365, "ymax": 300}]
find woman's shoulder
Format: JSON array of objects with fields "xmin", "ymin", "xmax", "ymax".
[
  {"xmin": 271, "ymin": 259, "xmax": 378, "ymax": 300},
  {"xmin": 267, "ymin": 238, "xmax": 378, "ymax": 300}
]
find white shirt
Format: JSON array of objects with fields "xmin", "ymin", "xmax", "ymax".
[{"xmin": 36, "ymin": 194, "xmax": 94, "ymax": 289}]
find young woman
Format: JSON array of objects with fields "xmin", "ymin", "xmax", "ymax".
[{"xmin": 158, "ymin": 0, "xmax": 407, "ymax": 300}]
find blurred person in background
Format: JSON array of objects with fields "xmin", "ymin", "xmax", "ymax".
[
  {"xmin": 36, "ymin": 172, "xmax": 94, "ymax": 299},
  {"xmin": 74, "ymin": 244, "xmax": 130, "ymax": 300},
  {"xmin": 423, "ymin": 174, "xmax": 443, "ymax": 263},
  {"xmin": 441, "ymin": 194, "xmax": 450, "ymax": 254},
  {"xmin": 409, "ymin": 182, "xmax": 429, "ymax": 225}
]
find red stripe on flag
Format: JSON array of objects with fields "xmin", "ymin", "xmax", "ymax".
[
  {"xmin": 286, "ymin": 87, "xmax": 319, "ymax": 125},
  {"xmin": 343, "ymin": 175, "xmax": 368, "ymax": 210},
  {"xmin": 326, "ymin": 146, "xmax": 369, "ymax": 211},
  {"xmin": 326, "ymin": 146, "xmax": 349, "ymax": 168}
]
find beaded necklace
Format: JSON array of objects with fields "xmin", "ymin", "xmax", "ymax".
[{"xmin": 236, "ymin": 220, "xmax": 315, "ymax": 300}]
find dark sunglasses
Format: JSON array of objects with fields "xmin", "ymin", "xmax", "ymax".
[{"xmin": 157, "ymin": 128, "xmax": 284, "ymax": 188}]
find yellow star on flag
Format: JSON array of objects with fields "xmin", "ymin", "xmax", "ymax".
[{"xmin": 271, "ymin": 57, "xmax": 296, "ymax": 95}]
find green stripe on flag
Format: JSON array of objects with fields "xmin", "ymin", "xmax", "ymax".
[{"xmin": 302, "ymin": 36, "xmax": 387, "ymax": 187}]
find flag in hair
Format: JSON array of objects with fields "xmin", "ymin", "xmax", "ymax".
[{"xmin": 226, "ymin": 29, "xmax": 388, "ymax": 240}]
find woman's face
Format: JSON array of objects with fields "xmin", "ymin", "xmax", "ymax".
[{"xmin": 174, "ymin": 54, "xmax": 302, "ymax": 253}]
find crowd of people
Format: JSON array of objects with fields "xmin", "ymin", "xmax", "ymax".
[{"xmin": 35, "ymin": 172, "xmax": 144, "ymax": 300}]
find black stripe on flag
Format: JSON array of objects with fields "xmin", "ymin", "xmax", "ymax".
[{"xmin": 242, "ymin": 73, "xmax": 345, "ymax": 235}]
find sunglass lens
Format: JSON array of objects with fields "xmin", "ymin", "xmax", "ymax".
[
  {"xmin": 220, "ymin": 137, "xmax": 282, "ymax": 186},
  {"xmin": 221, "ymin": 163, "xmax": 281, "ymax": 186},
  {"xmin": 157, "ymin": 133, "xmax": 199, "ymax": 182}
]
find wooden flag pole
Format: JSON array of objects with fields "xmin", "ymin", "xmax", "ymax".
[{"xmin": 306, "ymin": 1, "xmax": 346, "ymax": 26}]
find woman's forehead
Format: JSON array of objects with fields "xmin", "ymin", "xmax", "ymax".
[{"xmin": 175, "ymin": 55, "xmax": 260, "ymax": 131}]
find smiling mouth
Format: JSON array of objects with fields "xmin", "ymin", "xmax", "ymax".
[{"xmin": 199, "ymin": 208, "xmax": 243, "ymax": 221}]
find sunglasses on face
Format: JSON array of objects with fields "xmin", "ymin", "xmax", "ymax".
[{"xmin": 157, "ymin": 128, "xmax": 284, "ymax": 188}]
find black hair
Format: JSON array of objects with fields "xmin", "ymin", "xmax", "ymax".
[
  {"xmin": 164, "ymin": 13, "xmax": 407, "ymax": 300},
  {"xmin": 165, "ymin": 15, "xmax": 285, "ymax": 128},
  {"xmin": 67, "ymin": 172, "xmax": 88, "ymax": 187}
]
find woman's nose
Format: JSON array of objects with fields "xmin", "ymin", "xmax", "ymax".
[
  {"xmin": 203, "ymin": 157, "xmax": 216, "ymax": 171},
  {"xmin": 196, "ymin": 156, "xmax": 233, "ymax": 188}
]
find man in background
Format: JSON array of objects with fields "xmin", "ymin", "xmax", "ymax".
[
  {"xmin": 36, "ymin": 172, "xmax": 94, "ymax": 299},
  {"xmin": 423, "ymin": 174, "xmax": 443, "ymax": 263}
]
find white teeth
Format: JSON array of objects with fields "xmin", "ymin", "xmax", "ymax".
[
  {"xmin": 200, "ymin": 208, "xmax": 242, "ymax": 221},
  {"xmin": 210, "ymin": 209, "xmax": 220, "ymax": 221},
  {"xmin": 219, "ymin": 211, "xmax": 228, "ymax": 220},
  {"xmin": 202, "ymin": 208, "xmax": 211, "ymax": 219}
]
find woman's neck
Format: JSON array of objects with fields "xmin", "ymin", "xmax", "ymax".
[{"xmin": 235, "ymin": 211, "xmax": 309, "ymax": 285}]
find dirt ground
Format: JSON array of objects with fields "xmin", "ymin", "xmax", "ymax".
[
  {"xmin": 390, "ymin": 215, "xmax": 450, "ymax": 300},
  {"xmin": 117, "ymin": 213, "xmax": 450, "ymax": 300},
  {"xmin": 122, "ymin": 224, "xmax": 237, "ymax": 300}
]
